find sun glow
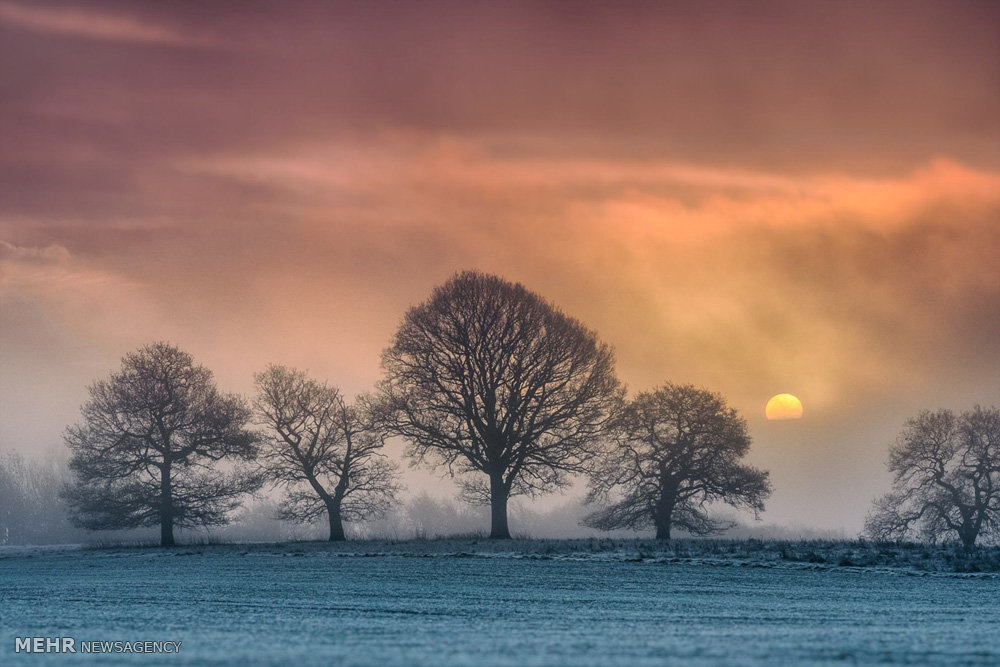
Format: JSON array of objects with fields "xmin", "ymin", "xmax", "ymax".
[{"xmin": 765, "ymin": 393, "xmax": 803, "ymax": 421}]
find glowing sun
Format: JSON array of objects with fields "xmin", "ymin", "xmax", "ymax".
[{"xmin": 765, "ymin": 393, "xmax": 803, "ymax": 421}]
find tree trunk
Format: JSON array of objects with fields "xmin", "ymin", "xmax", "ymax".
[
  {"xmin": 489, "ymin": 472, "xmax": 511, "ymax": 539},
  {"xmin": 959, "ymin": 525, "xmax": 977, "ymax": 551},
  {"xmin": 160, "ymin": 462, "xmax": 175, "ymax": 547},
  {"xmin": 327, "ymin": 500, "xmax": 346, "ymax": 542},
  {"xmin": 654, "ymin": 491, "xmax": 675, "ymax": 541}
]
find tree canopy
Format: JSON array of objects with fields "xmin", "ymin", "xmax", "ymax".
[
  {"xmin": 62, "ymin": 343, "xmax": 262, "ymax": 546},
  {"xmin": 254, "ymin": 365, "xmax": 399, "ymax": 541},
  {"xmin": 585, "ymin": 383, "xmax": 771, "ymax": 539},
  {"xmin": 865, "ymin": 406, "xmax": 1000, "ymax": 549},
  {"xmin": 377, "ymin": 271, "xmax": 622, "ymax": 538}
]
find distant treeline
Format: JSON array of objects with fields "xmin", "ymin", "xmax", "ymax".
[
  {"xmin": 0, "ymin": 459, "xmax": 839, "ymax": 547},
  {"xmin": 0, "ymin": 457, "xmax": 641, "ymax": 546},
  {"xmin": 0, "ymin": 452, "xmax": 88, "ymax": 545}
]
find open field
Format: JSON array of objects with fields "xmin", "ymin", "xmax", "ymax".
[{"xmin": 3, "ymin": 540, "xmax": 1000, "ymax": 665}]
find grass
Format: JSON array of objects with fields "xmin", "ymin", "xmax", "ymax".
[
  {"xmin": 82, "ymin": 535, "xmax": 232, "ymax": 550},
  {"xmin": 66, "ymin": 535, "xmax": 1000, "ymax": 573}
]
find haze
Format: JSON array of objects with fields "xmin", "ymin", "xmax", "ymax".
[{"xmin": 2, "ymin": 0, "xmax": 998, "ymax": 534}]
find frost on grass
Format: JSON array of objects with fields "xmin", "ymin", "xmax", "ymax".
[
  {"xmin": 10, "ymin": 538, "xmax": 998, "ymax": 575},
  {"xmin": 3, "ymin": 543, "xmax": 1000, "ymax": 666}
]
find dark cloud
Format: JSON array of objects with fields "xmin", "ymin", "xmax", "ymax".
[{"xmin": 2, "ymin": 1, "xmax": 998, "ymax": 179}]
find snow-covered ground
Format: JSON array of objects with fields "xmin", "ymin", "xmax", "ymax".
[{"xmin": 2, "ymin": 540, "xmax": 999, "ymax": 665}]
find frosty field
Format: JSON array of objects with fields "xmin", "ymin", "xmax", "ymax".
[{"xmin": 2, "ymin": 541, "xmax": 1000, "ymax": 666}]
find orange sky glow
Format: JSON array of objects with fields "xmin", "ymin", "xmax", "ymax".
[{"xmin": 2, "ymin": 0, "xmax": 998, "ymax": 533}]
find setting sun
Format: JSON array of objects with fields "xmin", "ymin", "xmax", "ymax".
[{"xmin": 765, "ymin": 393, "xmax": 803, "ymax": 421}]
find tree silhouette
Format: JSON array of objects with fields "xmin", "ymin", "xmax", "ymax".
[
  {"xmin": 584, "ymin": 383, "xmax": 771, "ymax": 540},
  {"xmin": 865, "ymin": 406, "xmax": 1000, "ymax": 549},
  {"xmin": 254, "ymin": 365, "xmax": 399, "ymax": 541},
  {"xmin": 376, "ymin": 271, "xmax": 622, "ymax": 538},
  {"xmin": 62, "ymin": 343, "xmax": 262, "ymax": 547}
]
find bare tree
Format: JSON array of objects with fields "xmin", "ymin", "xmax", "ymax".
[
  {"xmin": 376, "ymin": 271, "xmax": 623, "ymax": 539},
  {"xmin": 62, "ymin": 343, "xmax": 262, "ymax": 547},
  {"xmin": 254, "ymin": 365, "xmax": 399, "ymax": 541},
  {"xmin": 865, "ymin": 406, "xmax": 1000, "ymax": 549},
  {"xmin": 584, "ymin": 383, "xmax": 771, "ymax": 540},
  {"xmin": 1, "ymin": 452, "xmax": 37, "ymax": 545},
  {"xmin": 0, "ymin": 451, "xmax": 86, "ymax": 545}
]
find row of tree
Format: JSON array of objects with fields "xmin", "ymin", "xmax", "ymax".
[
  {"xmin": 61, "ymin": 271, "xmax": 771, "ymax": 546},
  {"xmin": 58, "ymin": 271, "xmax": 1000, "ymax": 548}
]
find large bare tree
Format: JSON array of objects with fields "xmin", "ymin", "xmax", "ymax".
[
  {"xmin": 377, "ymin": 271, "xmax": 622, "ymax": 539},
  {"xmin": 865, "ymin": 406, "xmax": 1000, "ymax": 549},
  {"xmin": 254, "ymin": 365, "xmax": 399, "ymax": 541},
  {"xmin": 62, "ymin": 343, "xmax": 262, "ymax": 547},
  {"xmin": 584, "ymin": 383, "xmax": 771, "ymax": 540}
]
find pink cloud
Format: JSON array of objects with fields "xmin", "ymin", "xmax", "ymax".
[{"xmin": 0, "ymin": 1, "xmax": 209, "ymax": 47}]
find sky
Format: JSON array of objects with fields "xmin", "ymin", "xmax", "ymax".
[{"xmin": 1, "ymin": 0, "xmax": 998, "ymax": 534}]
